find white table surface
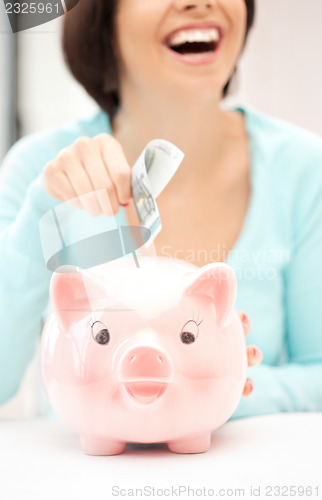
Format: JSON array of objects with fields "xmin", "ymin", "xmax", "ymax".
[{"xmin": 0, "ymin": 413, "xmax": 321, "ymax": 500}]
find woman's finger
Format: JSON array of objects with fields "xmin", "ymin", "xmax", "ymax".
[
  {"xmin": 242, "ymin": 378, "xmax": 253, "ymax": 397},
  {"xmin": 61, "ymin": 152, "xmax": 102, "ymax": 216},
  {"xmin": 247, "ymin": 345, "xmax": 263, "ymax": 366},
  {"xmin": 98, "ymin": 134, "xmax": 132, "ymax": 205},
  {"xmin": 239, "ymin": 311, "xmax": 252, "ymax": 336},
  {"xmin": 43, "ymin": 162, "xmax": 76, "ymax": 201},
  {"xmin": 73, "ymin": 137, "xmax": 119, "ymax": 215}
]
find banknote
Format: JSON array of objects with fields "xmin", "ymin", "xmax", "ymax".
[
  {"xmin": 39, "ymin": 139, "xmax": 184, "ymax": 271},
  {"xmin": 131, "ymin": 140, "xmax": 184, "ymax": 245}
]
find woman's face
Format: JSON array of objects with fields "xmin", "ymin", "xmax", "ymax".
[{"xmin": 115, "ymin": 0, "xmax": 247, "ymax": 101}]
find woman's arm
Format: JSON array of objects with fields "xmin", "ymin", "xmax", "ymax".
[
  {"xmin": 231, "ymin": 138, "xmax": 322, "ymax": 419},
  {"xmin": 0, "ymin": 139, "xmax": 58, "ymax": 404},
  {"xmin": 231, "ymin": 363, "xmax": 322, "ymax": 419},
  {"xmin": 0, "ymin": 119, "xmax": 132, "ymax": 405}
]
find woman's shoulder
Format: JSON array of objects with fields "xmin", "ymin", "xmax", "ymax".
[
  {"xmin": 242, "ymin": 105, "xmax": 322, "ymax": 187},
  {"xmin": 17, "ymin": 108, "xmax": 110, "ymax": 151},
  {"xmin": 242, "ymin": 106, "xmax": 322, "ymax": 240},
  {"xmin": 2, "ymin": 109, "xmax": 111, "ymax": 175}
]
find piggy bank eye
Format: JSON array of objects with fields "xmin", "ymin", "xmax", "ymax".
[
  {"xmin": 180, "ymin": 320, "xmax": 200, "ymax": 345},
  {"xmin": 181, "ymin": 331, "xmax": 196, "ymax": 344},
  {"xmin": 91, "ymin": 321, "xmax": 110, "ymax": 346}
]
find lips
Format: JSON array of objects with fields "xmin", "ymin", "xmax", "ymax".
[
  {"xmin": 163, "ymin": 23, "xmax": 223, "ymax": 65},
  {"xmin": 122, "ymin": 380, "xmax": 168, "ymax": 405}
]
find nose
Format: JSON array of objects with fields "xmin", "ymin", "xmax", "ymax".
[
  {"xmin": 119, "ymin": 346, "xmax": 172, "ymax": 381},
  {"xmin": 173, "ymin": 0, "xmax": 215, "ymax": 12}
]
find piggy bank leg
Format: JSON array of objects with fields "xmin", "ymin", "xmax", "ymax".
[
  {"xmin": 168, "ymin": 434, "xmax": 211, "ymax": 454},
  {"xmin": 81, "ymin": 436, "xmax": 126, "ymax": 456}
]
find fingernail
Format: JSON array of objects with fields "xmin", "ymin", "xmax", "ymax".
[
  {"xmin": 252, "ymin": 347, "xmax": 257, "ymax": 358},
  {"xmin": 120, "ymin": 203, "xmax": 129, "ymax": 207},
  {"xmin": 243, "ymin": 379, "xmax": 253, "ymax": 397},
  {"xmin": 241, "ymin": 313, "xmax": 247, "ymax": 323},
  {"xmin": 247, "ymin": 380, "xmax": 253, "ymax": 394}
]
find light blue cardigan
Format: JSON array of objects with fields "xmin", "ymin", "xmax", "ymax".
[{"xmin": 0, "ymin": 106, "xmax": 322, "ymax": 418}]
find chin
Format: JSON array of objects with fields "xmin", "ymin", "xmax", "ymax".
[{"xmin": 158, "ymin": 75, "xmax": 225, "ymax": 104}]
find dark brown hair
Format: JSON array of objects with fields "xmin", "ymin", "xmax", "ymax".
[{"xmin": 62, "ymin": 0, "xmax": 255, "ymax": 116}]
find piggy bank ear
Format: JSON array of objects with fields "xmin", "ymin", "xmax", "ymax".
[
  {"xmin": 50, "ymin": 269, "xmax": 93, "ymax": 330},
  {"xmin": 184, "ymin": 263, "xmax": 237, "ymax": 327}
]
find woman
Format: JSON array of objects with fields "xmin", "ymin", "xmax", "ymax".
[{"xmin": 0, "ymin": 0, "xmax": 321, "ymax": 418}]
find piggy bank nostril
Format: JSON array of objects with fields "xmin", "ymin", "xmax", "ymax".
[{"xmin": 156, "ymin": 354, "xmax": 163, "ymax": 365}]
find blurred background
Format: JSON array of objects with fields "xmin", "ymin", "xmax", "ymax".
[{"xmin": 0, "ymin": 0, "xmax": 322, "ymax": 417}]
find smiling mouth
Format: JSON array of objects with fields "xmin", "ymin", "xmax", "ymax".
[
  {"xmin": 165, "ymin": 27, "xmax": 221, "ymax": 61},
  {"xmin": 171, "ymin": 41, "xmax": 217, "ymax": 56}
]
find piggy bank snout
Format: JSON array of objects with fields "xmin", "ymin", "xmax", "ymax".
[
  {"xmin": 119, "ymin": 347, "xmax": 172, "ymax": 381},
  {"xmin": 118, "ymin": 347, "xmax": 172, "ymax": 405}
]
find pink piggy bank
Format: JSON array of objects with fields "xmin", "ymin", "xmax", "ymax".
[{"xmin": 41, "ymin": 257, "xmax": 247, "ymax": 455}]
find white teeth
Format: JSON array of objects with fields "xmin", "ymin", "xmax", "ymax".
[{"xmin": 168, "ymin": 28, "xmax": 220, "ymax": 47}]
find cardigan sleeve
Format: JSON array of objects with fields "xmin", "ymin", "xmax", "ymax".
[
  {"xmin": 231, "ymin": 135, "xmax": 322, "ymax": 419},
  {"xmin": 0, "ymin": 138, "xmax": 58, "ymax": 404},
  {"xmin": 0, "ymin": 119, "xmax": 127, "ymax": 405}
]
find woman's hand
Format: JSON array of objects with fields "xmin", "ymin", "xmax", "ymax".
[
  {"xmin": 43, "ymin": 134, "xmax": 132, "ymax": 217},
  {"xmin": 239, "ymin": 311, "xmax": 263, "ymax": 397}
]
